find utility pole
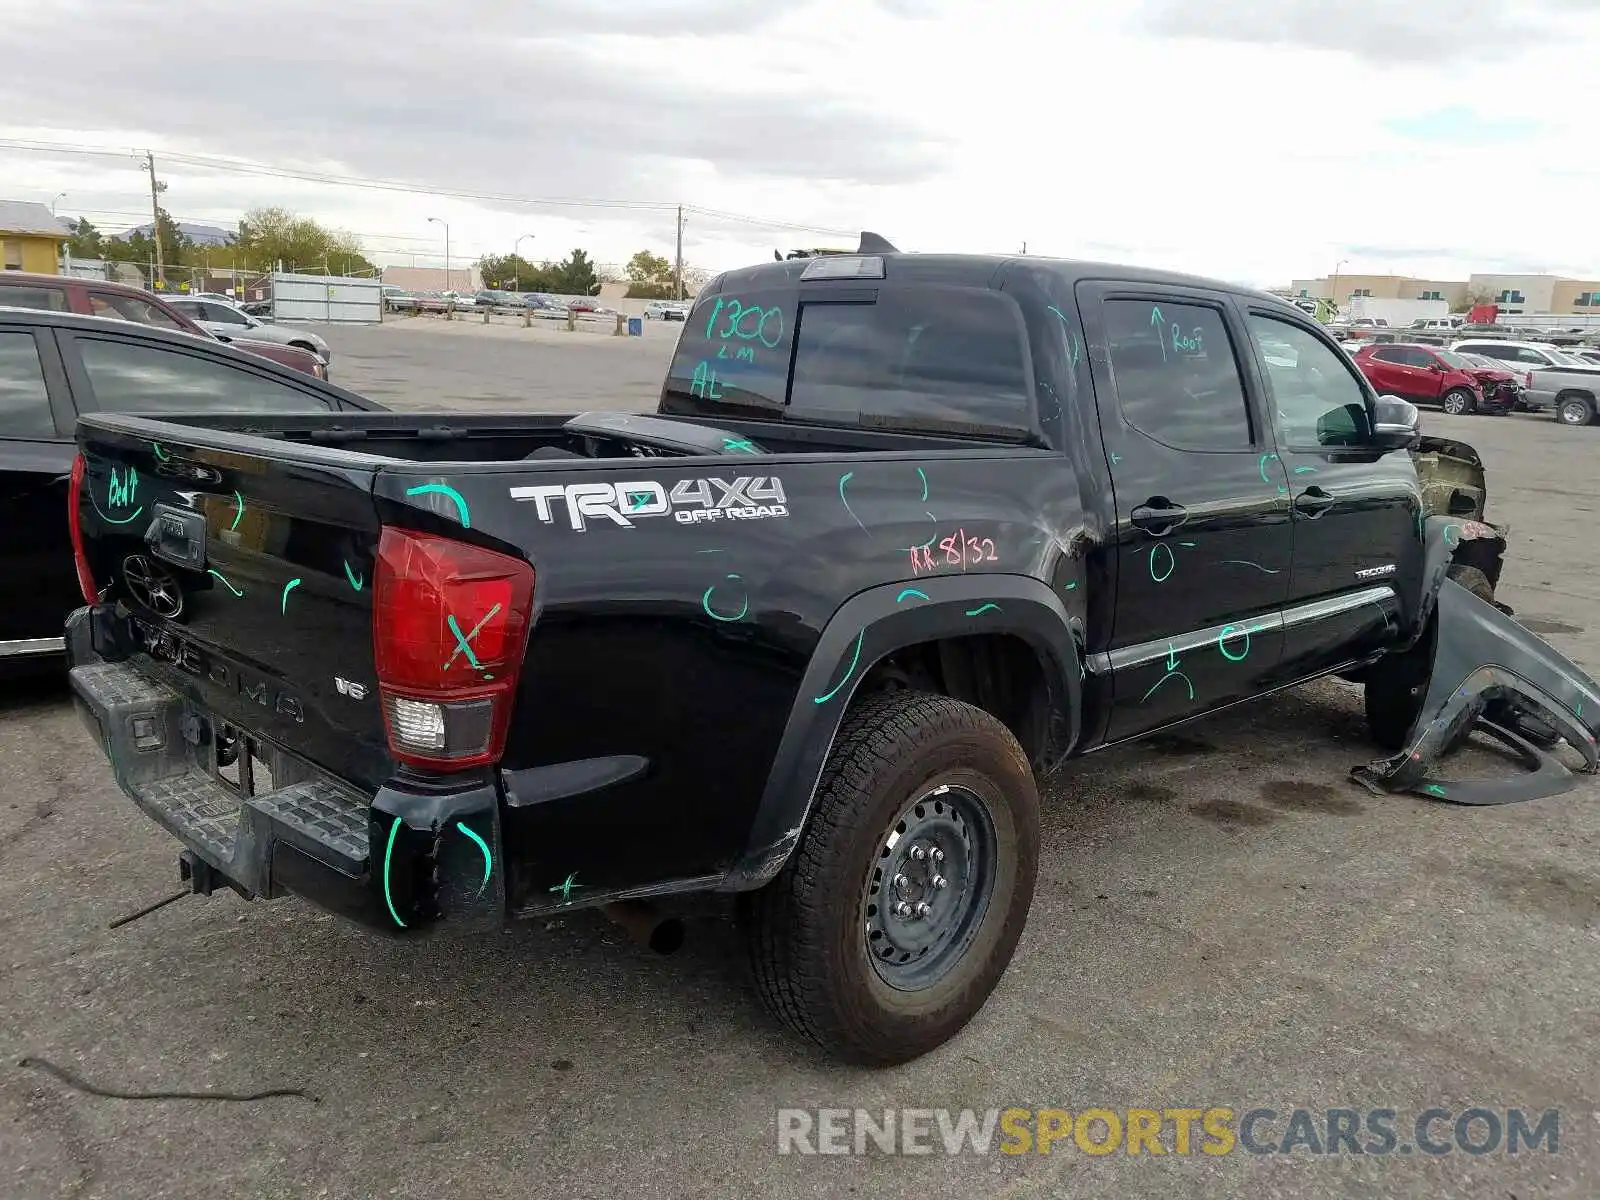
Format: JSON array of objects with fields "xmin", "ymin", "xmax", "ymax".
[
  {"xmin": 674, "ymin": 205, "xmax": 685, "ymax": 300},
  {"xmin": 145, "ymin": 152, "xmax": 167, "ymax": 288}
]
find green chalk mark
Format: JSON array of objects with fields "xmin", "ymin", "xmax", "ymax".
[
  {"xmin": 383, "ymin": 817, "xmax": 407, "ymax": 928},
  {"xmin": 457, "ymin": 822, "xmax": 493, "ymax": 897},
  {"xmin": 812, "ymin": 630, "xmax": 864, "ymax": 705},
  {"xmin": 405, "ymin": 482, "xmax": 471, "ymax": 527},
  {"xmin": 207, "ymin": 569, "xmax": 243, "ymax": 597}
]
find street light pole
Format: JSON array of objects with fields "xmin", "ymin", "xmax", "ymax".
[
  {"xmin": 50, "ymin": 192, "xmax": 66, "ymax": 218},
  {"xmin": 514, "ymin": 233, "xmax": 535, "ymax": 291},
  {"xmin": 427, "ymin": 216, "xmax": 450, "ymax": 291},
  {"xmin": 1330, "ymin": 258, "xmax": 1348, "ymax": 318}
]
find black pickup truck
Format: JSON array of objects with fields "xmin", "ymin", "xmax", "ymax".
[{"xmin": 64, "ymin": 239, "xmax": 1600, "ymax": 1065}]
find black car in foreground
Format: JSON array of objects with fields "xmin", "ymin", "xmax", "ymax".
[
  {"xmin": 61, "ymin": 237, "xmax": 1600, "ymax": 1065},
  {"xmin": 0, "ymin": 307, "xmax": 384, "ymax": 674}
]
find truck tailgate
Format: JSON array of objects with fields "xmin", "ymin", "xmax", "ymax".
[{"xmin": 73, "ymin": 417, "xmax": 394, "ymax": 792}]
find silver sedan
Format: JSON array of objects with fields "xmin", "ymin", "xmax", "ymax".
[{"xmin": 165, "ymin": 297, "xmax": 332, "ymax": 364}]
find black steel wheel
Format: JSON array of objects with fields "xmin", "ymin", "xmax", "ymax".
[{"xmin": 744, "ymin": 690, "xmax": 1039, "ymax": 1065}]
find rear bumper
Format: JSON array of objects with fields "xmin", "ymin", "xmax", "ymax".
[{"xmin": 65, "ymin": 606, "xmax": 503, "ymax": 935}]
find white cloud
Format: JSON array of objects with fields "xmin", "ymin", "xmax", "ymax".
[{"xmin": 1, "ymin": 0, "xmax": 1597, "ymax": 284}]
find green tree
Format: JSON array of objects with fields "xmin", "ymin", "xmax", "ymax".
[
  {"xmin": 622, "ymin": 248, "xmax": 678, "ymax": 298},
  {"xmin": 234, "ymin": 206, "xmax": 375, "ymax": 275},
  {"xmin": 625, "ymin": 249, "xmax": 672, "ymax": 284},
  {"xmin": 477, "ymin": 252, "xmax": 556, "ymax": 291},
  {"xmin": 65, "ymin": 218, "xmax": 102, "ymax": 260},
  {"xmin": 549, "ymin": 248, "xmax": 599, "ymax": 296}
]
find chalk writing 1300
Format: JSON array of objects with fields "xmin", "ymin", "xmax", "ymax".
[
  {"xmin": 909, "ymin": 528, "xmax": 998, "ymax": 575},
  {"xmin": 703, "ymin": 297, "xmax": 784, "ymax": 348}
]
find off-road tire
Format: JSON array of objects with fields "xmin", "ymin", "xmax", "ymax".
[
  {"xmin": 1441, "ymin": 388, "xmax": 1474, "ymax": 416},
  {"xmin": 743, "ymin": 690, "xmax": 1039, "ymax": 1066},
  {"xmin": 1446, "ymin": 564, "xmax": 1494, "ymax": 605}
]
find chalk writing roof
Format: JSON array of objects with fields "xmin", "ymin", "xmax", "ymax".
[{"xmin": 0, "ymin": 200, "xmax": 69, "ymax": 239}]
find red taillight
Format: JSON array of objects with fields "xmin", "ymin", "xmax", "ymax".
[
  {"xmin": 372, "ymin": 527, "xmax": 535, "ymax": 771},
  {"xmin": 67, "ymin": 453, "xmax": 98, "ymax": 605}
]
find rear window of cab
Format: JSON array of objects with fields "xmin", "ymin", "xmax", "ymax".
[{"xmin": 662, "ymin": 282, "xmax": 1035, "ymax": 439}]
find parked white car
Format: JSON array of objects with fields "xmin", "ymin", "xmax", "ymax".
[
  {"xmin": 166, "ymin": 297, "xmax": 332, "ymax": 364},
  {"xmin": 1449, "ymin": 338, "xmax": 1595, "ymax": 374}
]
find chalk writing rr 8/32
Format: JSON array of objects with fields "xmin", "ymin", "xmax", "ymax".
[
  {"xmin": 703, "ymin": 297, "xmax": 784, "ymax": 348},
  {"xmin": 909, "ymin": 528, "xmax": 998, "ymax": 575}
]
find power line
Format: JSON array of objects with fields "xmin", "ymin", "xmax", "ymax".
[{"xmin": 0, "ymin": 136, "xmax": 860, "ymax": 238}]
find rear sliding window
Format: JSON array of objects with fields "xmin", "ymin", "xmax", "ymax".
[
  {"xmin": 790, "ymin": 289, "xmax": 1032, "ymax": 436},
  {"xmin": 663, "ymin": 284, "xmax": 1034, "ymax": 437}
]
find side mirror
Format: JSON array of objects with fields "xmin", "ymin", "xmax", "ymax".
[{"xmin": 1371, "ymin": 394, "xmax": 1421, "ymax": 450}]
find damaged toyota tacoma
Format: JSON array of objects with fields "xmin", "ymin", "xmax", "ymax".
[{"xmin": 64, "ymin": 237, "xmax": 1600, "ymax": 1066}]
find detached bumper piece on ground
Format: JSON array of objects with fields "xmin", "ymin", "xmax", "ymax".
[{"xmin": 1353, "ymin": 576, "xmax": 1600, "ymax": 805}]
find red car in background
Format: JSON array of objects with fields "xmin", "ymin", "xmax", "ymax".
[
  {"xmin": 1351, "ymin": 342, "xmax": 1511, "ymax": 415},
  {"xmin": 0, "ymin": 271, "xmax": 327, "ymax": 378}
]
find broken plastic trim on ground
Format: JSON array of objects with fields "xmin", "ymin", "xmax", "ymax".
[{"xmin": 1353, "ymin": 556, "xmax": 1600, "ymax": 806}]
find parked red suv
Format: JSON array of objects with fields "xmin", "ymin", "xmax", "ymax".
[
  {"xmin": 0, "ymin": 272, "xmax": 326, "ymax": 378},
  {"xmin": 1351, "ymin": 342, "xmax": 1508, "ymax": 415}
]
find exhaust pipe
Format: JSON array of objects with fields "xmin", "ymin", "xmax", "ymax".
[{"xmin": 600, "ymin": 900, "xmax": 685, "ymax": 955}]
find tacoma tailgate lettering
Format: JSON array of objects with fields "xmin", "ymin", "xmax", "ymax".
[{"xmin": 510, "ymin": 476, "xmax": 787, "ymax": 531}]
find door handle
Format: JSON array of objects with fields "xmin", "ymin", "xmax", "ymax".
[
  {"xmin": 1293, "ymin": 486, "xmax": 1335, "ymax": 518},
  {"xmin": 1130, "ymin": 497, "xmax": 1189, "ymax": 536}
]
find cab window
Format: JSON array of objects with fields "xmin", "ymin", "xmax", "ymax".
[{"xmin": 1248, "ymin": 315, "xmax": 1373, "ymax": 448}]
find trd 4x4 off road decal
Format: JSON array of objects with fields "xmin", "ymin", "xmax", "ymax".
[{"xmin": 509, "ymin": 476, "xmax": 788, "ymax": 531}]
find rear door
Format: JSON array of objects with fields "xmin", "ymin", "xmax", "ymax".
[
  {"xmin": 1240, "ymin": 307, "xmax": 1418, "ymax": 680},
  {"xmin": 59, "ymin": 328, "xmax": 339, "ymax": 417},
  {"xmin": 1077, "ymin": 282, "xmax": 1291, "ymax": 742},
  {"xmin": 0, "ymin": 323, "xmax": 78, "ymax": 651},
  {"xmin": 1361, "ymin": 347, "xmax": 1415, "ymax": 398}
]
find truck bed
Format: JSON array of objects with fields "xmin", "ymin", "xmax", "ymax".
[{"xmin": 68, "ymin": 405, "xmax": 1067, "ymax": 925}]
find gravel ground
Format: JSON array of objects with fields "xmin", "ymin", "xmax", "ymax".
[{"xmin": 2, "ymin": 320, "xmax": 1596, "ymax": 1199}]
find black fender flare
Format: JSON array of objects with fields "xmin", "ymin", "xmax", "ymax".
[{"xmin": 721, "ymin": 573, "xmax": 1082, "ymax": 890}]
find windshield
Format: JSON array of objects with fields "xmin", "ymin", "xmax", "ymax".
[
  {"xmin": 1437, "ymin": 351, "xmax": 1473, "ymax": 370},
  {"xmin": 1547, "ymin": 349, "xmax": 1588, "ymax": 367}
]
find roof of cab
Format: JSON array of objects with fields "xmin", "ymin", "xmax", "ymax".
[{"xmin": 707, "ymin": 231, "xmax": 1297, "ymax": 313}]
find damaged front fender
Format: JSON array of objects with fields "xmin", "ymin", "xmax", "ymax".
[{"xmin": 1352, "ymin": 573, "xmax": 1600, "ymax": 805}]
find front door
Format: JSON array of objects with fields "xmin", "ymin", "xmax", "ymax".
[
  {"xmin": 1078, "ymin": 283, "xmax": 1292, "ymax": 742},
  {"xmin": 1239, "ymin": 308, "xmax": 1422, "ymax": 681}
]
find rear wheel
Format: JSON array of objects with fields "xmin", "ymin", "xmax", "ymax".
[
  {"xmin": 1557, "ymin": 393, "xmax": 1595, "ymax": 426},
  {"xmin": 744, "ymin": 690, "xmax": 1039, "ymax": 1065},
  {"xmin": 1441, "ymin": 388, "xmax": 1474, "ymax": 416}
]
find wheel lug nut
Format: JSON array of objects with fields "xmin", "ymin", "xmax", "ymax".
[
  {"xmin": 932, "ymin": 875, "xmax": 947, "ymax": 889},
  {"xmin": 910, "ymin": 845, "xmax": 928, "ymax": 861},
  {"xmin": 931, "ymin": 847, "xmax": 945, "ymax": 863},
  {"xmin": 894, "ymin": 901, "xmax": 914, "ymax": 918},
  {"xmin": 915, "ymin": 902, "xmax": 933, "ymax": 917},
  {"xmin": 893, "ymin": 873, "xmax": 910, "ymax": 889}
]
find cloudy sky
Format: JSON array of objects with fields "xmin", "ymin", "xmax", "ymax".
[{"xmin": 2, "ymin": 0, "xmax": 1597, "ymax": 285}]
